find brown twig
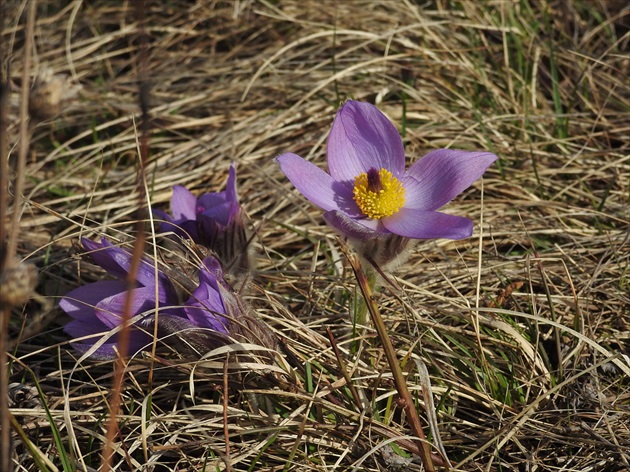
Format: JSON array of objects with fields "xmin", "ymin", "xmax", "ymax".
[
  {"xmin": 99, "ymin": 1, "xmax": 151, "ymax": 470},
  {"xmin": 0, "ymin": 48, "xmax": 10, "ymax": 472},
  {"xmin": 0, "ymin": 3, "xmax": 36, "ymax": 471}
]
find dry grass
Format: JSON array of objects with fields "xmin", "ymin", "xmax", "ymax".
[{"xmin": 2, "ymin": 0, "xmax": 629, "ymax": 470}]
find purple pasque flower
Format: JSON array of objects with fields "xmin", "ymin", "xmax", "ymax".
[
  {"xmin": 276, "ymin": 100, "xmax": 498, "ymax": 243},
  {"xmin": 60, "ymin": 237, "xmax": 184, "ymax": 360},
  {"xmin": 153, "ymin": 164, "xmax": 240, "ymax": 247},
  {"xmin": 153, "ymin": 164, "xmax": 252, "ymax": 280}
]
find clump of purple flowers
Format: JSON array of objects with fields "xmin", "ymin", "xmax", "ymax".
[
  {"xmin": 62, "ymin": 164, "xmax": 274, "ymax": 360},
  {"xmin": 60, "ymin": 238, "xmax": 268, "ymax": 359},
  {"xmin": 277, "ymin": 100, "xmax": 497, "ymax": 266}
]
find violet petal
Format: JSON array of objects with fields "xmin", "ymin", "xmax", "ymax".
[
  {"xmin": 199, "ymin": 256, "xmax": 226, "ymax": 283},
  {"xmin": 80, "ymin": 238, "xmax": 128, "ymax": 279},
  {"xmin": 382, "ymin": 207, "xmax": 473, "ymax": 240},
  {"xmin": 151, "ymin": 209, "xmax": 173, "ymax": 224},
  {"xmin": 63, "ymin": 319, "xmax": 106, "ymax": 339},
  {"xmin": 277, "ymin": 153, "xmax": 358, "ymax": 213},
  {"xmin": 184, "ymin": 304, "xmax": 229, "ymax": 333},
  {"xmin": 85, "ymin": 238, "xmax": 176, "ymax": 297},
  {"xmin": 197, "ymin": 192, "xmax": 227, "ymax": 211},
  {"xmin": 161, "ymin": 219, "xmax": 200, "ymax": 242},
  {"xmin": 199, "ymin": 201, "xmax": 232, "ymax": 226},
  {"xmin": 402, "ymin": 150, "xmax": 497, "ymax": 210},
  {"xmin": 186, "ymin": 275, "xmax": 225, "ymax": 317},
  {"xmin": 81, "ymin": 238, "xmax": 164, "ymax": 290},
  {"xmin": 60, "ymin": 280, "xmax": 127, "ymax": 321},
  {"xmin": 171, "ymin": 185, "xmax": 198, "ymax": 220},
  {"xmin": 94, "ymin": 286, "xmax": 158, "ymax": 329},
  {"xmin": 184, "ymin": 257, "xmax": 228, "ymax": 332},
  {"xmin": 327, "ymin": 100, "xmax": 406, "ymax": 182},
  {"xmin": 323, "ymin": 210, "xmax": 384, "ymax": 241}
]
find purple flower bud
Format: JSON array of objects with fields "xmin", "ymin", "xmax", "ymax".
[{"xmin": 152, "ymin": 164, "xmax": 252, "ymax": 281}]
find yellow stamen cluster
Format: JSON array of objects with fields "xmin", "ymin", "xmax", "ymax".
[{"xmin": 353, "ymin": 168, "xmax": 406, "ymax": 219}]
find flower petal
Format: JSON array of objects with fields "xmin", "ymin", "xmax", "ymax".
[
  {"xmin": 184, "ymin": 258, "xmax": 229, "ymax": 332},
  {"xmin": 158, "ymin": 219, "xmax": 200, "ymax": 242},
  {"xmin": 80, "ymin": 238, "xmax": 128, "ymax": 279},
  {"xmin": 186, "ymin": 274, "xmax": 225, "ymax": 317},
  {"xmin": 198, "ymin": 201, "xmax": 232, "ymax": 226},
  {"xmin": 64, "ymin": 319, "xmax": 106, "ymax": 339},
  {"xmin": 135, "ymin": 259, "xmax": 178, "ymax": 300},
  {"xmin": 171, "ymin": 185, "xmax": 198, "ymax": 220},
  {"xmin": 276, "ymin": 153, "xmax": 359, "ymax": 215},
  {"xmin": 60, "ymin": 280, "xmax": 127, "ymax": 320},
  {"xmin": 225, "ymin": 163, "xmax": 239, "ymax": 220},
  {"xmin": 184, "ymin": 305, "xmax": 229, "ymax": 333},
  {"xmin": 402, "ymin": 150, "xmax": 497, "ymax": 210},
  {"xmin": 327, "ymin": 100, "xmax": 406, "ymax": 182},
  {"xmin": 382, "ymin": 207, "xmax": 473, "ymax": 240},
  {"xmin": 81, "ymin": 238, "xmax": 177, "ymax": 299},
  {"xmin": 197, "ymin": 192, "xmax": 227, "ymax": 211},
  {"xmin": 94, "ymin": 286, "xmax": 158, "ymax": 329},
  {"xmin": 71, "ymin": 336, "xmax": 150, "ymax": 360},
  {"xmin": 151, "ymin": 208, "xmax": 172, "ymax": 224},
  {"xmin": 323, "ymin": 210, "xmax": 384, "ymax": 241}
]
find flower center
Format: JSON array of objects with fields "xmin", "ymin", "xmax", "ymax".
[{"xmin": 353, "ymin": 168, "xmax": 406, "ymax": 219}]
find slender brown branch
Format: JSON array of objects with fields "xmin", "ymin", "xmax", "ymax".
[
  {"xmin": 0, "ymin": 63, "xmax": 10, "ymax": 472},
  {"xmin": 134, "ymin": 0, "xmax": 159, "ymax": 391},
  {"xmin": 99, "ymin": 234, "xmax": 146, "ymax": 472},
  {"xmin": 0, "ymin": 0, "xmax": 8, "ymax": 272},
  {"xmin": 0, "ymin": 3, "xmax": 36, "ymax": 471},
  {"xmin": 6, "ymin": 0, "xmax": 34, "ymax": 262},
  {"xmin": 100, "ymin": 1, "xmax": 151, "ymax": 469}
]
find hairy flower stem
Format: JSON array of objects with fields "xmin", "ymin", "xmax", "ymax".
[
  {"xmin": 351, "ymin": 268, "xmax": 376, "ymax": 352},
  {"xmin": 341, "ymin": 243, "xmax": 444, "ymax": 472}
]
